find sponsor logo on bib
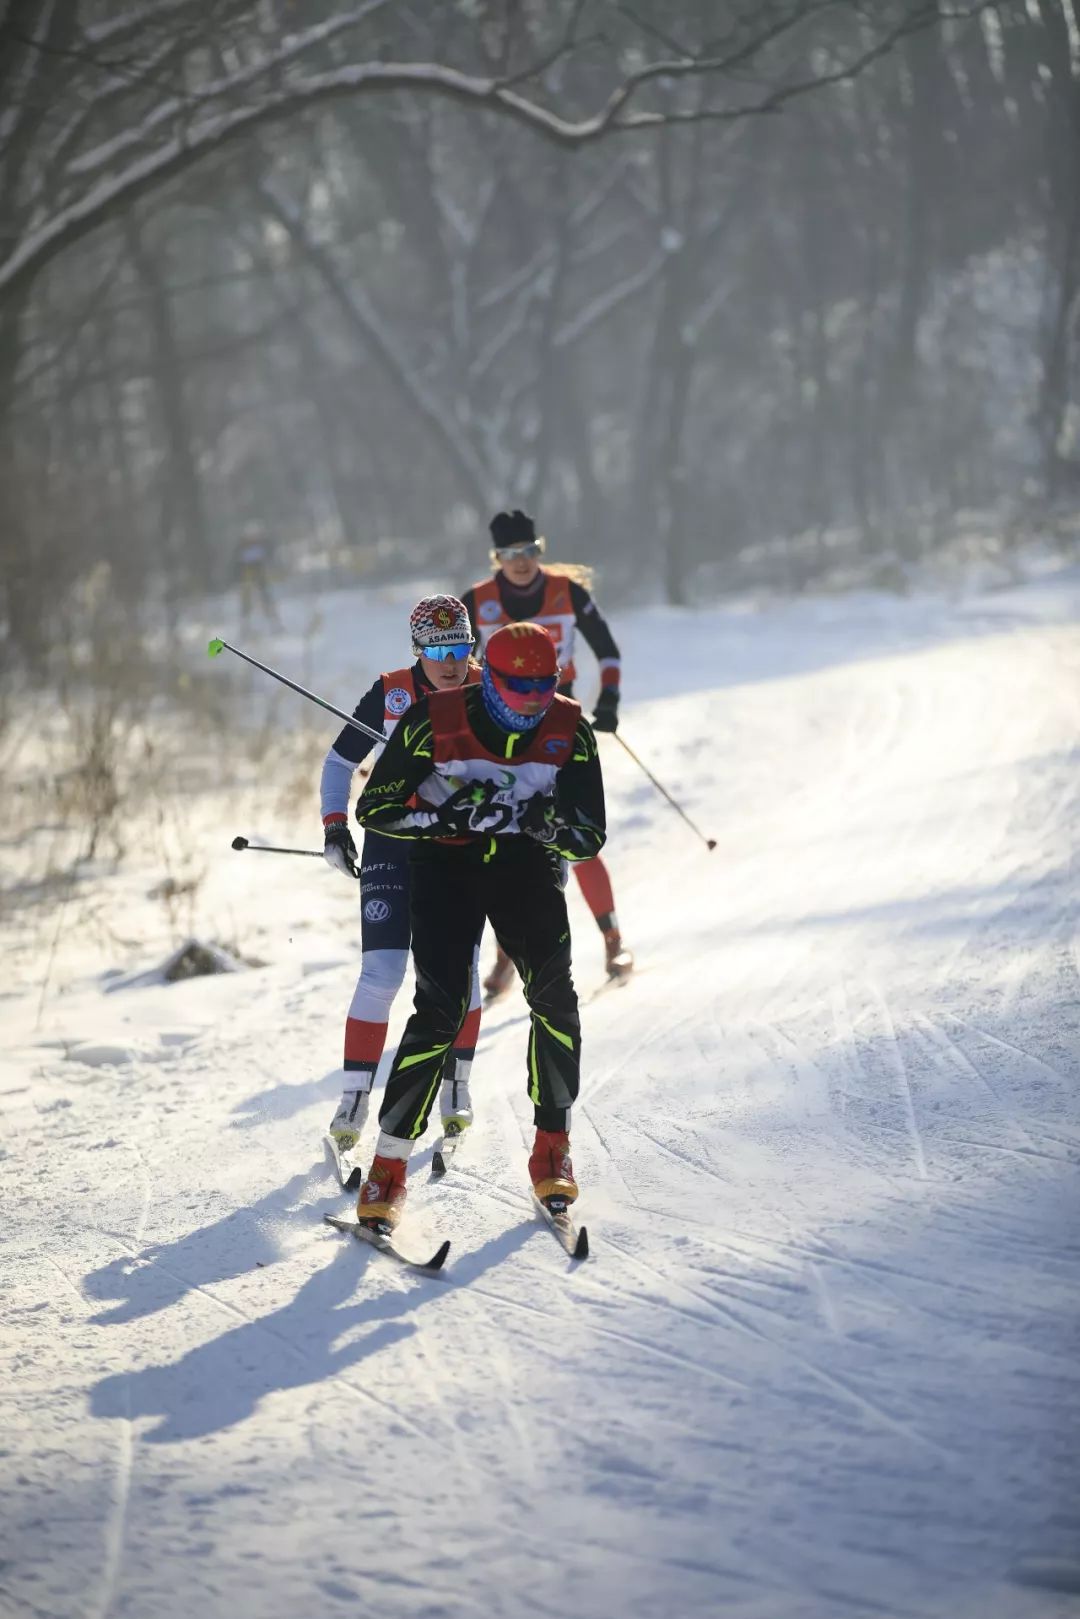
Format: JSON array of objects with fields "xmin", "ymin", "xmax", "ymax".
[
  {"xmin": 477, "ymin": 599, "xmax": 503, "ymax": 622},
  {"xmin": 384, "ymin": 687, "xmax": 411, "ymax": 715}
]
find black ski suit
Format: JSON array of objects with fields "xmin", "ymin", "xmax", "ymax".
[{"xmin": 354, "ymin": 685, "xmax": 606, "ymax": 1141}]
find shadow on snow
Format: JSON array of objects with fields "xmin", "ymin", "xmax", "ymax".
[{"xmin": 87, "ymin": 1216, "xmax": 536, "ymax": 1443}]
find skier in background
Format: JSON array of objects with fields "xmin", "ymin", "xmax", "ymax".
[
  {"xmin": 461, "ymin": 509, "xmax": 632, "ymax": 994},
  {"xmin": 349, "ymin": 620, "xmax": 606, "ymax": 1229},
  {"xmin": 322, "ymin": 595, "xmax": 483, "ymax": 1158},
  {"xmin": 235, "ymin": 521, "xmax": 283, "ymax": 630}
]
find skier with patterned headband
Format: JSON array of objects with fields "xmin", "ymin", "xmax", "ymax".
[
  {"xmin": 321, "ymin": 594, "xmax": 483, "ymax": 1168},
  {"xmin": 461, "ymin": 509, "xmax": 632, "ymax": 995},
  {"xmin": 347, "ymin": 619, "xmax": 606, "ymax": 1231}
]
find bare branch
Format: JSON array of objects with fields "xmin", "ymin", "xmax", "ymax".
[
  {"xmin": 255, "ymin": 179, "xmax": 493, "ymax": 508},
  {"xmin": 493, "ymin": 0, "xmax": 596, "ymax": 91},
  {"xmin": 553, "ymin": 242, "xmax": 668, "ymax": 348},
  {"xmin": 0, "ymin": 0, "xmax": 1000, "ymax": 308}
]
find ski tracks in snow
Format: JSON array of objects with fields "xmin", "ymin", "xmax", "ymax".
[
  {"xmin": 87, "ymin": 1137, "xmax": 152, "ymax": 1619},
  {"xmin": 6, "ymin": 584, "xmax": 1080, "ymax": 1619}
]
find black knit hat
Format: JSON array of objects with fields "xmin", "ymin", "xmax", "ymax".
[{"xmin": 489, "ymin": 509, "xmax": 536, "ymax": 548}]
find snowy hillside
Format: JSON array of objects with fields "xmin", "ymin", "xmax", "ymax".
[{"xmin": 3, "ymin": 566, "xmax": 1079, "ymax": 1619}]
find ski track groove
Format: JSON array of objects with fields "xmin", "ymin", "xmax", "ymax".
[
  {"xmin": 405, "ymin": 1183, "xmax": 547, "ymax": 1511},
  {"xmin": 805, "ymin": 1234, "xmax": 1003, "ymax": 1321},
  {"xmin": 594, "ymin": 1224, "xmax": 782, "ymax": 1341},
  {"xmin": 0, "ymin": 1581, "xmax": 59, "ymax": 1619},
  {"xmin": 907, "ymin": 1017, "xmax": 1061, "ymax": 1168},
  {"xmin": 403, "ymin": 1300, "xmax": 503, "ymax": 1508},
  {"xmin": 470, "ymin": 1309, "xmax": 544, "ymax": 1496},
  {"xmin": 466, "ymin": 1278, "xmax": 751, "ymax": 1393},
  {"xmin": 906, "ymin": 1017, "xmax": 1073, "ymax": 1168},
  {"xmin": 945, "ymin": 1012, "xmax": 1074, "ymax": 1094},
  {"xmin": 806, "ymin": 1260, "xmax": 842, "ymax": 1337},
  {"xmin": 589, "ymin": 1229, "xmax": 955, "ymax": 1463},
  {"xmin": 434, "ymin": 1163, "xmax": 531, "ymax": 1216},
  {"xmin": 741, "ymin": 1237, "xmax": 965, "ymax": 1331},
  {"xmin": 576, "ymin": 1101, "xmax": 646, "ymax": 1204},
  {"xmin": 942, "ymin": 1134, "xmax": 1068, "ymax": 1165},
  {"xmin": 585, "ymin": 1006, "xmax": 700, "ymax": 1103},
  {"xmin": 625, "ymin": 1116, "xmax": 736, "ymax": 1193},
  {"xmin": 865, "ymin": 982, "xmax": 928, "ymax": 1182},
  {"xmin": 563, "ymin": 1189, "xmax": 957, "ymax": 1464},
  {"xmin": 807, "ymin": 1579, "xmax": 925, "ymax": 1619},
  {"xmin": 828, "ymin": 977, "xmax": 865, "ymax": 1120},
  {"xmin": 683, "ymin": 1226, "xmax": 806, "ymax": 1280},
  {"xmin": 87, "ymin": 1139, "xmax": 150, "ymax": 1619},
  {"xmin": 766, "ymin": 1020, "xmax": 833, "ymax": 1111},
  {"xmin": 690, "ymin": 1218, "xmax": 992, "ymax": 1309}
]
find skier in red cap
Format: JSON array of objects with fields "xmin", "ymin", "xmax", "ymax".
[
  {"xmin": 461, "ymin": 509, "xmax": 632, "ymax": 995},
  {"xmin": 348, "ymin": 619, "xmax": 606, "ymax": 1230}
]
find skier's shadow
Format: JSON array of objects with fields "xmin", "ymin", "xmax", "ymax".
[
  {"xmin": 82, "ymin": 1160, "xmax": 329, "ymax": 1326},
  {"xmin": 230, "ymin": 1042, "xmax": 407, "ymax": 1130},
  {"xmin": 89, "ymin": 1218, "xmax": 537, "ymax": 1443},
  {"xmin": 229, "ymin": 1068, "xmax": 343, "ymax": 1129}
]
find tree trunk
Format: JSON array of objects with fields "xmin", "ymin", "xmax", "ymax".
[{"xmin": 123, "ymin": 213, "xmax": 211, "ymax": 590}]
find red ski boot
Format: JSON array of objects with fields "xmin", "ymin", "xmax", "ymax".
[
  {"xmin": 528, "ymin": 1129, "xmax": 579, "ymax": 1207},
  {"xmin": 603, "ymin": 926, "xmax": 634, "ymax": 979},
  {"xmin": 355, "ymin": 1154, "xmax": 408, "ymax": 1228}
]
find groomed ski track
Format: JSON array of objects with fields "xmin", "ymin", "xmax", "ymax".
[{"xmin": 2, "ymin": 569, "xmax": 1078, "ymax": 1619}]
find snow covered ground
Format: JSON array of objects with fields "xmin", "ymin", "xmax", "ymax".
[{"xmin": 3, "ymin": 564, "xmax": 1079, "ymax": 1619}]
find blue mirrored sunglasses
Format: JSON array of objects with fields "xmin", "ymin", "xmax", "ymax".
[
  {"xmin": 421, "ymin": 643, "xmax": 472, "ymax": 662},
  {"xmin": 494, "ymin": 670, "xmax": 558, "ymax": 694},
  {"xmin": 494, "ymin": 541, "xmax": 543, "ymax": 560}
]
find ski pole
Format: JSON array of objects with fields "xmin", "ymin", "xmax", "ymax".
[
  {"xmin": 207, "ymin": 637, "xmax": 385, "ymax": 745},
  {"xmin": 613, "ymin": 732, "xmax": 717, "ymax": 851},
  {"xmin": 231, "ymin": 835, "xmax": 323, "ymax": 858}
]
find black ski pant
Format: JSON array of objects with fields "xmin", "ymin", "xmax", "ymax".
[{"xmin": 378, "ymin": 842, "xmax": 580, "ymax": 1143}]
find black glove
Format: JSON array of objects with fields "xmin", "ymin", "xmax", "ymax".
[
  {"xmin": 519, "ymin": 791, "xmax": 562, "ymax": 842},
  {"xmin": 592, "ymin": 687, "xmax": 620, "ymax": 733},
  {"xmin": 432, "ymin": 800, "xmax": 473, "ymax": 837},
  {"xmin": 435, "ymin": 780, "xmax": 512, "ymax": 836},
  {"xmin": 323, "ymin": 821, "xmax": 360, "ymax": 879}
]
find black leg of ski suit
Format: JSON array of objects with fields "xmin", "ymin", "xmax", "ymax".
[{"xmin": 377, "ymin": 841, "xmax": 579, "ymax": 1142}]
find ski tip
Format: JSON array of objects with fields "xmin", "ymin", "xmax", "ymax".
[
  {"xmin": 573, "ymin": 1226, "xmax": 589, "ymax": 1261},
  {"xmin": 431, "ymin": 1151, "xmax": 446, "ymax": 1177},
  {"xmin": 427, "ymin": 1239, "xmax": 451, "ymax": 1272},
  {"xmin": 323, "ymin": 1212, "xmax": 350, "ymax": 1230},
  {"xmin": 345, "ymin": 1166, "xmax": 365, "ymax": 1192}
]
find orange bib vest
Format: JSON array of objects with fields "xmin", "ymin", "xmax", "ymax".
[{"xmin": 469, "ymin": 571, "xmax": 578, "ymax": 686}]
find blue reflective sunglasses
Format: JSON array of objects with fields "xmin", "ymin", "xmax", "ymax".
[
  {"xmin": 420, "ymin": 643, "xmax": 472, "ymax": 662},
  {"xmin": 495, "ymin": 671, "xmax": 558, "ymax": 695}
]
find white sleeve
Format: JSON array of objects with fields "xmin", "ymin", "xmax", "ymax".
[{"xmin": 320, "ymin": 746, "xmax": 360, "ymax": 822}]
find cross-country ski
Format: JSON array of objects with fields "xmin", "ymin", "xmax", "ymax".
[
  {"xmin": 323, "ymin": 1132, "xmax": 365, "ymax": 1193},
  {"xmin": 534, "ymin": 1195, "xmax": 590, "ymax": 1260},
  {"xmin": 322, "ymin": 1213, "xmax": 450, "ymax": 1274}
]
